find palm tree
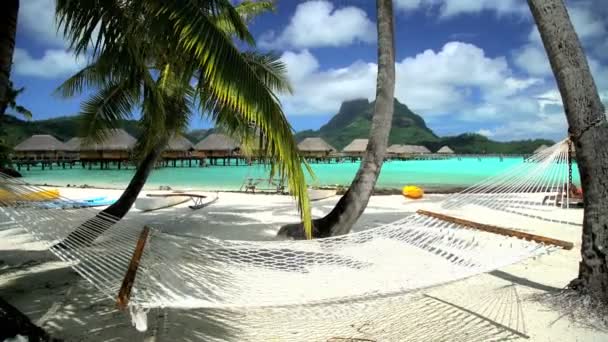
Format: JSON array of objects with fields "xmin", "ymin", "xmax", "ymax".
[
  {"xmin": 0, "ymin": 82, "xmax": 32, "ymax": 170},
  {"xmin": 527, "ymin": 0, "xmax": 608, "ymax": 301},
  {"xmin": 55, "ymin": 0, "xmax": 312, "ymax": 247},
  {"xmin": 4, "ymin": 81, "xmax": 32, "ymax": 119},
  {"xmin": 0, "ymin": 0, "xmax": 19, "ymax": 117},
  {"xmin": 279, "ymin": 0, "xmax": 396, "ymax": 239}
]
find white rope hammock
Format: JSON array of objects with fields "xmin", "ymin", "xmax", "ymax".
[{"xmin": 0, "ymin": 139, "xmax": 577, "ymax": 332}]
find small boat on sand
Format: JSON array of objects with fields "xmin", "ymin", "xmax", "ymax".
[
  {"xmin": 135, "ymin": 194, "xmax": 191, "ymax": 211},
  {"xmin": 136, "ymin": 192, "xmax": 218, "ymax": 211}
]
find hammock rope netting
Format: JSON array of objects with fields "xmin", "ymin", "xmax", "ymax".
[{"xmin": 0, "ymin": 139, "xmax": 579, "ymax": 334}]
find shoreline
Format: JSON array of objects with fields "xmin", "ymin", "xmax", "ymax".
[{"xmin": 24, "ymin": 181, "xmax": 469, "ymax": 195}]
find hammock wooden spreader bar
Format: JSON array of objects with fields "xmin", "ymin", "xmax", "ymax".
[
  {"xmin": 117, "ymin": 226, "xmax": 150, "ymax": 310},
  {"xmin": 416, "ymin": 210, "xmax": 574, "ymax": 250}
]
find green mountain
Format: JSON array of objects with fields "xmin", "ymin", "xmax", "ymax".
[
  {"xmin": 294, "ymin": 98, "xmax": 554, "ymax": 154},
  {"xmin": 295, "ymin": 98, "xmax": 439, "ymax": 149}
]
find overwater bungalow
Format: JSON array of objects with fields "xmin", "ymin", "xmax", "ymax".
[
  {"xmin": 13, "ymin": 134, "xmax": 68, "ymax": 164},
  {"xmin": 163, "ymin": 135, "xmax": 194, "ymax": 159},
  {"xmin": 387, "ymin": 144, "xmax": 411, "ymax": 157},
  {"xmin": 387, "ymin": 144, "xmax": 432, "ymax": 159},
  {"xmin": 437, "ymin": 145, "xmax": 455, "ymax": 154},
  {"xmin": 64, "ymin": 137, "xmax": 82, "ymax": 160},
  {"xmin": 342, "ymin": 139, "xmax": 368, "ymax": 159},
  {"xmin": 78, "ymin": 129, "xmax": 137, "ymax": 169},
  {"xmin": 414, "ymin": 145, "xmax": 431, "ymax": 154},
  {"xmin": 194, "ymin": 133, "xmax": 240, "ymax": 165},
  {"xmin": 298, "ymin": 137, "xmax": 336, "ymax": 158},
  {"xmin": 161, "ymin": 135, "xmax": 195, "ymax": 167}
]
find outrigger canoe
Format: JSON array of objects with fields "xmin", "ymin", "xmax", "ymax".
[
  {"xmin": 135, "ymin": 192, "xmax": 216, "ymax": 211},
  {"xmin": 135, "ymin": 194, "xmax": 191, "ymax": 211}
]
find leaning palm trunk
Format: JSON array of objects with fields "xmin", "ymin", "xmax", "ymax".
[
  {"xmin": 278, "ymin": 0, "xmax": 395, "ymax": 239},
  {"xmin": 528, "ymin": 0, "xmax": 608, "ymax": 301},
  {"xmin": 0, "ymin": 0, "xmax": 18, "ymax": 116},
  {"xmin": 0, "ymin": 298, "xmax": 57, "ymax": 341},
  {"xmin": 57, "ymin": 139, "xmax": 166, "ymax": 248}
]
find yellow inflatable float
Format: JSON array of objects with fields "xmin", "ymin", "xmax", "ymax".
[
  {"xmin": 0, "ymin": 188, "xmax": 60, "ymax": 202},
  {"xmin": 402, "ymin": 185, "xmax": 424, "ymax": 199}
]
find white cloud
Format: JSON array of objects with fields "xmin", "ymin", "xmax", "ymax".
[
  {"xmin": 13, "ymin": 48, "xmax": 85, "ymax": 78},
  {"xmin": 514, "ymin": 2, "xmax": 608, "ymax": 80},
  {"xmin": 280, "ymin": 43, "xmax": 542, "ymax": 133},
  {"xmin": 568, "ymin": 5, "xmax": 606, "ymax": 40},
  {"xmin": 279, "ymin": 50, "xmax": 376, "ymax": 114},
  {"xmin": 513, "ymin": 44, "xmax": 551, "ymax": 76},
  {"xmin": 18, "ymin": 0, "xmax": 65, "ymax": 47},
  {"xmin": 259, "ymin": 1, "xmax": 375, "ymax": 49},
  {"xmin": 476, "ymin": 129, "xmax": 494, "ymax": 137}
]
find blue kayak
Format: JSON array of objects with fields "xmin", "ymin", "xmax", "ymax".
[{"xmin": 37, "ymin": 196, "xmax": 117, "ymax": 209}]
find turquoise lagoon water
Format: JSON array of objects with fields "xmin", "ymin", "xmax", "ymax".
[{"xmin": 18, "ymin": 157, "xmax": 581, "ymax": 191}]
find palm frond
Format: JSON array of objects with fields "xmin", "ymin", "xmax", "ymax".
[
  {"xmin": 79, "ymin": 81, "xmax": 140, "ymax": 144},
  {"xmin": 242, "ymin": 51, "xmax": 293, "ymax": 94},
  {"xmin": 56, "ymin": 64, "xmax": 107, "ymax": 98},
  {"xmin": 216, "ymin": 0, "xmax": 275, "ymax": 35},
  {"xmin": 14, "ymin": 106, "xmax": 33, "ymax": 120}
]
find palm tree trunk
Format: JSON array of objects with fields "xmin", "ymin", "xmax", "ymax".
[
  {"xmin": 57, "ymin": 140, "xmax": 166, "ymax": 248},
  {"xmin": 0, "ymin": 298, "xmax": 59, "ymax": 341},
  {"xmin": 528, "ymin": 0, "xmax": 608, "ymax": 301},
  {"xmin": 0, "ymin": 0, "xmax": 18, "ymax": 117},
  {"xmin": 278, "ymin": 0, "xmax": 395, "ymax": 239}
]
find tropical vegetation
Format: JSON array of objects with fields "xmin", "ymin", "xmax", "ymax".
[{"xmin": 54, "ymin": 0, "xmax": 312, "ymax": 244}]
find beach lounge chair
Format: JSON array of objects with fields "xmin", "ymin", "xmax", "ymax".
[{"xmin": 243, "ymin": 178, "xmax": 285, "ymax": 194}]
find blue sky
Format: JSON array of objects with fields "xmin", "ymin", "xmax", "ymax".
[{"xmin": 11, "ymin": 0, "xmax": 608, "ymax": 141}]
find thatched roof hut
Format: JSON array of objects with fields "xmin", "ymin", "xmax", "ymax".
[
  {"xmin": 387, "ymin": 144, "xmax": 406, "ymax": 154},
  {"xmin": 78, "ymin": 129, "xmax": 137, "ymax": 160},
  {"xmin": 13, "ymin": 134, "xmax": 68, "ymax": 160},
  {"xmin": 534, "ymin": 144, "xmax": 549, "ymax": 154},
  {"xmin": 194, "ymin": 133, "xmax": 239, "ymax": 157},
  {"xmin": 163, "ymin": 135, "xmax": 194, "ymax": 159},
  {"xmin": 437, "ymin": 145, "xmax": 455, "ymax": 154},
  {"xmin": 64, "ymin": 137, "xmax": 83, "ymax": 152},
  {"xmin": 81, "ymin": 129, "xmax": 137, "ymax": 151},
  {"xmin": 342, "ymin": 139, "xmax": 368, "ymax": 155},
  {"xmin": 298, "ymin": 137, "xmax": 336, "ymax": 156},
  {"xmin": 387, "ymin": 144, "xmax": 414, "ymax": 155},
  {"xmin": 14, "ymin": 134, "xmax": 66, "ymax": 152},
  {"xmin": 387, "ymin": 144, "xmax": 431, "ymax": 156},
  {"xmin": 413, "ymin": 145, "xmax": 431, "ymax": 154},
  {"xmin": 166, "ymin": 135, "xmax": 194, "ymax": 151}
]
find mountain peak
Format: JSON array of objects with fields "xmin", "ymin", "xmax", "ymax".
[{"xmin": 296, "ymin": 98, "xmax": 438, "ymax": 150}]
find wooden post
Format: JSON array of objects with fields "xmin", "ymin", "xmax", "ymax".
[
  {"xmin": 416, "ymin": 210, "xmax": 573, "ymax": 250},
  {"xmin": 116, "ymin": 226, "xmax": 151, "ymax": 310}
]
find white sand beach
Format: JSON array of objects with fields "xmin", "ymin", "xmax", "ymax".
[{"xmin": 1, "ymin": 187, "xmax": 607, "ymax": 341}]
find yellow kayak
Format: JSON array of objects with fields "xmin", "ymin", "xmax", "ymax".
[
  {"xmin": 0, "ymin": 188, "xmax": 60, "ymax": 201},
  {"xmin": 402, "ymin": 185, "xmax": 424, "ymax": 199}
]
